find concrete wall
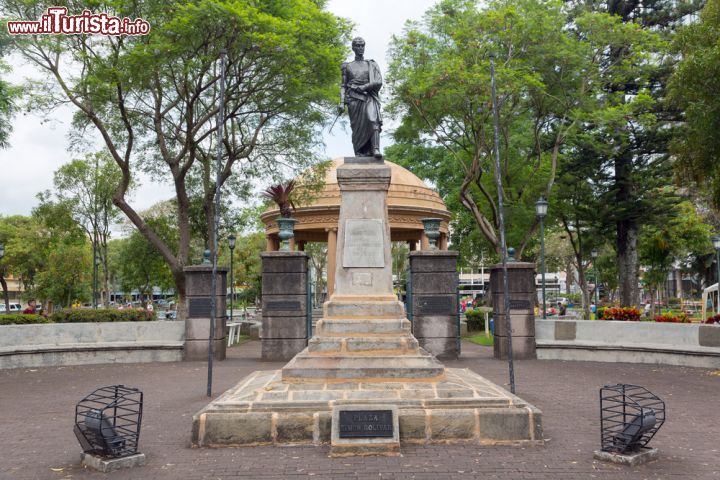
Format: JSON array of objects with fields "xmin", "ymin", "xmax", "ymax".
[
  {"xmin": 0, "ymin": 321, "xmax": 185, "ymax": 369},
  {"xmin": 536, "ymin": 319, "xmax": 720, "ymax": 368}
]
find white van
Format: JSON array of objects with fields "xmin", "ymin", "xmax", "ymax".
[{"xmin": 0, "ymin": 302, "xmax": 23, "ymax": 313}]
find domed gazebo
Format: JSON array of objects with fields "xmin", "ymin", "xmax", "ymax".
[{"xmin": 260, "ymin": 158, "xmax": 451, "ymax": 296}]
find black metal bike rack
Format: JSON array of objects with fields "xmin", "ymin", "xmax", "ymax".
[
  {"xmin": 599, "ymin": 384, "xmax": 665, "ymax": 454},
  {"xmin": 74, "ymin": 385, "xmax": 143, "ymax": 458}
]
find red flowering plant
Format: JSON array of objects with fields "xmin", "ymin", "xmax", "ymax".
[
  {"xmin": 706, "ymin": 314, "xmax": 720, "ymax": 325},
  {"xmin": 654, "ymin": 313, "xmax": 690, "ymax": 323},
  {"xmin": 601, "ymin": 307, "xmax": 641, "ymax": 321}
]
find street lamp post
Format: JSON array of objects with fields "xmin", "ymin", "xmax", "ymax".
[
  {"xmin": 0, "ymin": 244, "xmax": 8, "ymax": 313},
  {"xmin": 228, "ymin": 234, "xmax": 236, "ymax": 321},
  {"xmin": 591, "ymin": 248, "xmax": 599, "ymax": 309},
  {"xmin": 535, "ymin": 197, "xmax": 548, "ymax": 319},
  {"xmin": 713, "ymin": 235, "xmax": 720, "ymax": 315}
]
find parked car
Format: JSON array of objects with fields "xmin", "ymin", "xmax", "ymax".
[{"xmin": 0, "ymin": 302, "xmax": 23, "ymax": 313}]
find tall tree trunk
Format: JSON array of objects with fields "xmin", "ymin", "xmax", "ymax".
[
  {"xmin": 617, "ymin": 219, "xmax": 640, "ymax": 307},
  {"xmin": 576, "ymin": 258, "xmax": 591, "ymax": 320},
  {"xmin": 0, "ymin": 274, "xmax": 9, "ymax": 313},
  {"xmin": 172, "ymin": 269, "xmax": 188, "ymax": 321}
]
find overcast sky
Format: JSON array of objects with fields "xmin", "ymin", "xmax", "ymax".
[{"xmin": 0, "ymin": 0, "xmax": 438, "ymax": 217}]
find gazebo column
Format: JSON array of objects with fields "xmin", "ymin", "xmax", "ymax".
[
  {"xmin": 289, "ymin": 238, "xmax": 296, "ymax": 251},
  {"xmin": 266, "ymin": 234, "xmax": 278, "ymax": 252},
  {"xmin": 440, "ymin": 233, "xmax": 448, "ymax": 250},
  {"xmin": 408, "ymin": 240, "xmax": 417, "ymax": 251},
  {"xmin": 420, "ymin": 231, "xmax": 430, "ymax": 251},
  {"xmin": 326, "ymin": 228, "xmax": 337, "ymax": 297},
  {"xmin": 297, "ymin": 240, "xmax": 306, "ymax": 251}
]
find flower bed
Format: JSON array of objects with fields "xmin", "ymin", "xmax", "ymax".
[
  {"xmin": 654, "ymin": 312, "xmax": 690, "ymax": 323},
  {"xmin": 706, "ymin": 314, "xmax": 720, "ymax": 325},
  {"xmin": 601, "ymin": 307, "xmax": 641, "ymax": 321}
]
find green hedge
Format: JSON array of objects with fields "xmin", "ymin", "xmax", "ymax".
[
  {"xmin": 0, "ymin": 314, "xmax": 52, "ymax": 325},
  {"xmin": 465, "ymin": 309, "xmax": 490, "ymax": 332},
  {"xmin": 48, "ymin": 308, "xmax": 157, "ymax": 323}
]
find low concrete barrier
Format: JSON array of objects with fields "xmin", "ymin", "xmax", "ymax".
[
  {"xmin": 0, "ymin": 321, "xmax": 185, "ymax": 369},
  {"xmin": 535, "ymin": 319, "xmax": 720, "ymax": 368}
]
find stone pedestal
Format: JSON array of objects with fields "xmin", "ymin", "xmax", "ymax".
[
  {"xmin": 281, "ymin": 157, "xmax": 444, "ymax": 383},
  {"xmin": 191, "ymin": 158, "xmax": 543, "ymax": 453},
  {"xmin": 409, "ymin": 250, "xmax": 459, "ymax": 359},
  {"xmin": 261, "ymin": 251, "xmax": 309, "ymax": 361},
  {"xmin": 183, "ymin": 264, "xmax": 228, "ymax": 361},
  {"xmin": 490, "ymin": 262, "xmax": 537, "ymax": 360}
]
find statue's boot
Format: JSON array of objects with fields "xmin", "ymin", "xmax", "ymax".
[{"xmin": 372, "ymin": 130, "xmax": 382, "ymax": 158}]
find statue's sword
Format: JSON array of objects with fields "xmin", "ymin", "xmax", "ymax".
[{"xmin": 328, "ymin": 110, "xmax": 342, "ymax": 134}]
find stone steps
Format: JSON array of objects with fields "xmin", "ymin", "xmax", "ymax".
[
  {"xmin": 316, "ymin": 318, "xmax": 411, "ymax": 336},
  {"xmin": 307, "ymin": 335, "xmax": 419, "ymax": 355},
  {"xmin": 282, "ymin": 348, "xmax": 445, "ymax": 382}
]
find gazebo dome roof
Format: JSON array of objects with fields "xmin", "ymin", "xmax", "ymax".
[
  {"xmin": 260, "ymin": 158, "xmax": 450, "ymax": 244},
  {"xmin": 263, "ymin": 158, "xmax": 449, "ymax": 215}
]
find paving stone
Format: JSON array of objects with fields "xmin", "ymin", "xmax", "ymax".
[{"xmin": 1, "ymin": 341, "xmax": 717, "ymax": 480}]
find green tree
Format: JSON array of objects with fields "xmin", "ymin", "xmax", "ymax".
[
  {"xmin": 228, "ymin": 232, "xmax": 265, "ymax": 308},
  {"xmin": 669, "ymin": 0, "xmax": 720, "ymax": 209},
  {"xmin": 5, "ymin": 0, "xmax": 349, "ymax": 319},
  {"xmin": 639, "ymin": 201, "xmax": 714, "ymax": 316},
  {"xmin": 34, "ymin": 242, "xmax": 92, "ymax": 307},
  {"xmin": 386, "ymin": 0, "xmax": 662, "ymax": 272},
  {"xmin": 42, "ymin": 152, "xmax": 124, "ymax": 307},
  {"xmin": 561, "ymin": 0, "xmax": 704, "ymax": 307},
  {"xmin": 0, "ymin": 35, "xmax": 19, "ymax": 148},
  {"xmin": 115, "ymin": 226, "xmax": 175, "ymax": 307}
]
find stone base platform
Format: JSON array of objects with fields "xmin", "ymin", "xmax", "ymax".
[
  {"xmin": 192, "ymin": 368, "xmax": 543, "ymax": 448},
  {"xmin": 593, "ymin": 448, "xmax": 659, "ymax": 466}
]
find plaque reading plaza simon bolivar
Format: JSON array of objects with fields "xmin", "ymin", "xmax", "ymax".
[
  {"xmin": 338, "ymin": 410, "xmax": 394, "ymax": 438},
  {"xmin": 342, "ymin": 219, "xmax": 385, "ymax": 268}
]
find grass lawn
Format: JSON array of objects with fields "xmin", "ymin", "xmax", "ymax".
[
  {"xmin": 464, "ymin": 333, "xmax": 494, "ymax": 346},
  {"xmin": 228, "ymin": 334, "xmax": 251, "ymax": 347}
]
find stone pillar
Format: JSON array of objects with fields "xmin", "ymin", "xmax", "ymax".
[
  {"xmin": 490, "ymin": 262, "xmax": 536, "ymax": 360},
  {"xmin": 183, "ymin": 264, "xmax": 228, "ymax": 361},
  {"xmin": 332, "ymin": 159, "xmax": 394, "ymax": 299},
  {"xmin": 409, "ymin": 250, "xmax": 459, "ymax": 359},
  {"xmin": 420, "ymin": 232, "xmax": 430, "ymax": 251},
  {"xmin": 439, "ymin": 233, "xmax": 448, "ymax": 251},
  {"xmin": 289, "ymin": 237, "xmax": 296, "ymax": 251},
  {"xmin": 261, "ymin": 251, "xmax": 308, "ymax": 361},
  {"xmin": 266, "ymin": 235, "xmax": 277, "ymax": 252},
  {"xmin": 326, "ymin": 228, "xmax": 337, "ymax": 297}
]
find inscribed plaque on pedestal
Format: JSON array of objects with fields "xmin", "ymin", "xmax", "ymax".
[{"xmin": 343, "ymin": 219, "xmax": 385, "ymax": 268}]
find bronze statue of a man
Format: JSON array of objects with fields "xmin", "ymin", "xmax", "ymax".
[{"xmin": 337, "ymin": 37, "xmax": 383, "ymax": 158}]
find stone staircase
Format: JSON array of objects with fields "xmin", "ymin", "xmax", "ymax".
[{"xmin": 282, "ymin": 299, "xmax": 445, "ymax": 382}]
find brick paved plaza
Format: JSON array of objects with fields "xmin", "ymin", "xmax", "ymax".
[{"xmin": 0, "ymin": 341, "xmax": 717, "ymax": 480}]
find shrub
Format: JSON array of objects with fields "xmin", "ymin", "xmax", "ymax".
[
  {"xmin": 654, "ymin": 312, "xmax": 690, "ymax": 323},
  {"xmin": 601, "ymin": 307, "xmax": 641, "ymax": 321},
  {"xmin": 0, "ymin": 314, "xmax": 52, "ymax": 325},
  {"xmin": 48, "ymin": 308, "xmax": 157, "ymax": 323},
  {"xmin": 706, "ymin": 314, "xmax": 720, "ymax": 325},
  {"xmin": 464, "ymin": 309, "xmax": 485, "ymax": 331}
]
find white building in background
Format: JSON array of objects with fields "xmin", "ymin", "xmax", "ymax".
[{"xmin": 457, "ymin": 268, "xmax": 571, "ymax": 300}]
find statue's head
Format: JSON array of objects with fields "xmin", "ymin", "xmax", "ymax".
[{"xmin": 352, "ymin": 37, "xmax": 365, "ymax": 56}]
